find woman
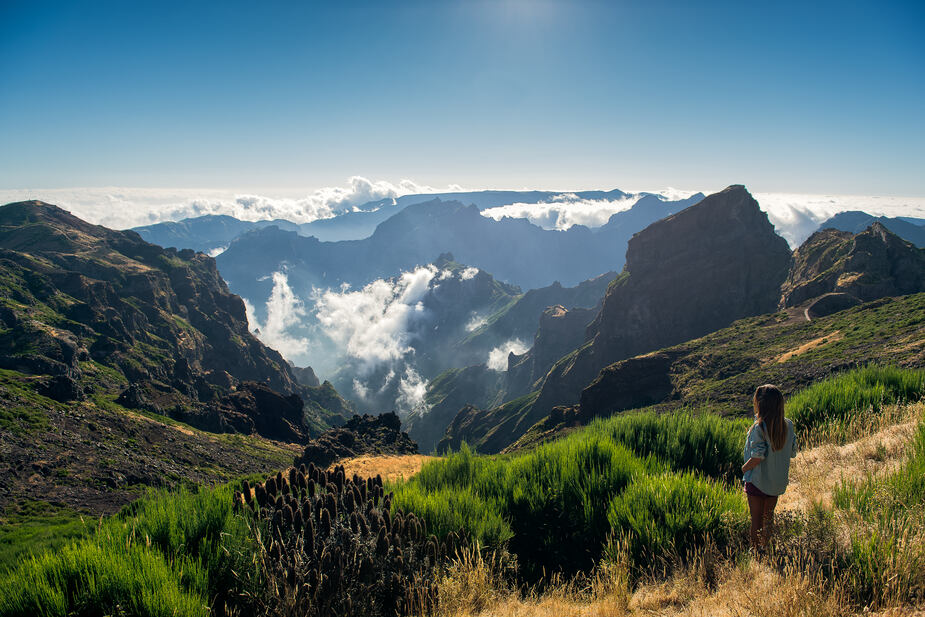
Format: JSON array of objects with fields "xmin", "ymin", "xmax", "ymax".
[{"xmin": 741, "ymin": 384, "xmax": 797, "ymax": 551}]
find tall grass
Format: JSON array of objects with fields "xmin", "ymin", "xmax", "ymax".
[
  {"xmin": 588, "ymin": 411, "xmax": 750, "ymax": 481},
  {"xmin": 829, "ymin": 408, "xmax": 925, "ymax": 607},
  {"xmin": 788, "ymin": 366, "xmax": 925, "ymax": 442},
  {"xmin": 0, "ymin": 485, "xmax": 254, "ymax": 617},
  {"xmin": 393, "ymin": 410, "xmax": 750, "ymax": 580},
  {"xmin": 606, "ymin": 472, "xmax": 747, "ymax": 569}
]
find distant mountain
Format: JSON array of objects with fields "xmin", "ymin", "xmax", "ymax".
[
  {"xmin": 217, "ymin": 193, "xmax": 703, "ymax": 312},
  {"xmin": 0, "ymin": 201, "xmax": 350, "ymax": 441},
  {"xmin": 816, "ymin": 211, "xmax": 925, "ymax": 247},
  {"xmin": 133, "ymin": 214, "xmax": 301, "ymax": 255},
  {"xmin": 129, "ymin": 189, "xmax": 641, "ymax": 251},
  {"xmin": 438, "ymin": 185, "xmax": 793, "ymax": 453}
]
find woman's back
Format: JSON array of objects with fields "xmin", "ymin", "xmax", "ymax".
[{"xmin": 745, "ymin": 418, "xmax": 797, "ymax": 496}]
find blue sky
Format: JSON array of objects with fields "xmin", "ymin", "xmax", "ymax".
[{"xmin": 1, "ymin": 0, "xmax": 923, "ymax": 195}]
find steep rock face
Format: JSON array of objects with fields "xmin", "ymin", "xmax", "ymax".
[
  {"xmin": 781, "ymin": 224, "xmax": 925, "ymax": 308},
  {"xmin": 534, "ymin": 185, "xmax": 791, "ymax": 415},
  {"xmin": 506, "ymin": 304, "xmax": 599, "ymax": 397},
  {"xmin": 442, "ymin": 185, "xmax": 792, "ymax": 453},
  {"xmin": 0, "ymin": 201, "xmax": 349, "ymax": 440}
]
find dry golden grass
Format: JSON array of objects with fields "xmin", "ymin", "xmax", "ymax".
[
  {"xmin": 329, "ymin": 454, "xmax": 435, "ymax": 482},
  {"xmin": 779, "ymin": 403, "xmax": 921, "ymax": 511},
  {"xmin": 437, "ymin": 552, "xmax": 849, "ymax": 617}
]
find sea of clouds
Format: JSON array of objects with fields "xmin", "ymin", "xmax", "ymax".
[
  {"xmin": 0, "ymin": 177, "xmax": 453, "ymax": 230},
  {"xmin": 2, "ymin": 178, "xmax": 924, "ymax": 248}
]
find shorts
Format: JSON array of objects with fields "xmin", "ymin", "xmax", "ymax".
[{"xmin": 744, "ymin": 481, "xmax": 770, "ymax": 497}]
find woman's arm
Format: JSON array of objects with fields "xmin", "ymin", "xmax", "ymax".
[{"xmin": 741, "ymin": 456, "xmax": 763, "ymax": 473}]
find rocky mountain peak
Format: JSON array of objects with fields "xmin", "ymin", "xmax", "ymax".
[{"xmin": 781, "ymin": 222, "xmax": 925, "ymax": 307}]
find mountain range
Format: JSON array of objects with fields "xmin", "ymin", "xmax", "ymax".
[
  {"xmin": 428, "ymin": 186, "xmax": 925, "ymax": 454},
  {"xmin": 132, "ymin": 188, "xmax": 647, "ymax": 249}
]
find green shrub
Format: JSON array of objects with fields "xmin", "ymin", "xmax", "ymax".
[
  {"xmin": 788, "ymin": 366, "xmax": 925, "ymax": 439},
  {"xmin": 0, "ymin": 485, "xmax": 254, "ymax": 617},
  {"xmin": 396, "ymin": 435, "xmax": 654, "ymax": 579},
  {"xmin": 390, "ymin": 484, "xmax": 512, "ymax": 548},
  {"xmin": 587, "ymin": 410, "xmax": 750, "ymax": 481},
  {"xmin": 605, "ymin": 472, "xmax": 746, "ymax": 569}
]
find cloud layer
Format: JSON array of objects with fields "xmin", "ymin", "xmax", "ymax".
[
  {"xmin": 481, "ymin": 193, "xmax": 642, "ymax": 230},
  {"xmin": 3, "ymin": 180, "xmax": 923, "ymax": 248},
  {"xmin": 313, "ymin": 265, "xmax": 438, "ymax": 376},
  {"xmin": 0, "ymin": 177, "xmax": 446, "ymax": 230}
]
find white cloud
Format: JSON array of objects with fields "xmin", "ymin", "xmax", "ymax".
[
  {"xmin": 0, "ymin": 176, "xmax": 450, "ymax": 229},
  {"xmin": 481, "ymin": 194, "xmax": 642, "ymax": 230},
  {"xmin": 465, "ymin": 314, "xmax": 487, "ymax": 333},
  {"xmin": 487, "ymin": 339, "xmax": 529, "ymax": 371},
  {"xmin": 313, "ymin": 265, "xmax": 438, "ymax": 375},
  {"xmin": 459, "ymin": 266, "xmax": 479, "ymax": 280},
  {"xmin": 396, "ymin": 367, "xmax": 430, "ymax": 417},
  {"xmin": 206, "ymin": 245, "xmax": 228, "ymax": 257},
  {"xmin": 753, "ymin": 192, "xmax": 925, "ymax": 247},
  {"xmin": 242, "ymin": 272, "xmax": 310, "ymax": 360}
]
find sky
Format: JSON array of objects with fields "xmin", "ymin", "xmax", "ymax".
[{"xmin": 1, "ymin": 0, "xmax": 923, "ymax": 198}]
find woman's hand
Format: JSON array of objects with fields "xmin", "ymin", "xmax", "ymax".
[{"xmin": 742, "ymin": 457, "xmax": 763, "ymax": 473}]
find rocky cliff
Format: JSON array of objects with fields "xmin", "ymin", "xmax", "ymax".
[
  {"xmin": 780, "ymin": 223, "xmax": 925, "ymax": 308},
  {"xmin": 441, "ymin": 185, "xmax": 792, "ymax": 453}
]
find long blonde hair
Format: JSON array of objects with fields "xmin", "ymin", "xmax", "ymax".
[{"xmin": 754, "ymin": 384, "xmax": 787, "ymax": 451}]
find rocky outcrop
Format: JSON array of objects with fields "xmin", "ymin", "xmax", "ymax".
[
  {"xmin": 294, "ymin": 412, "xmax": 418, "ymax": 469},
  {"xmin": 805, "ymin": 293, "xmax": 863, "ymax": 319},
  {"xmin": 0, "ymin": 200, "xmax": 350, "ymax": 440},
  {"xmin": 576, "ymin": 351, "xmax": 680, "ymax": 422},
  {"xmin": 291, "ymin": 365, "xmax": 321, "ymax": 387},
  {"xmin": 781, "ymin": 223, "xmax": 925, "ymax": 308},
  {"xmin": 441, "ymin": 185, "xmax": 792, "ymax": 453}
]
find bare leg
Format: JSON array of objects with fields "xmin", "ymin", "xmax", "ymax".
[
  {"xmin": 760, "ymin": 495, "xmax": 778, "ymax": 548},
  {"xmin": 747, "ymin": 494, "xmax": 765, "ymax": 550}
]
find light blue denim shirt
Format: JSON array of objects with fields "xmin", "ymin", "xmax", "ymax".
[{"xmin": 742, "ymin": 418, "xmax": 797, "ymax": 496}]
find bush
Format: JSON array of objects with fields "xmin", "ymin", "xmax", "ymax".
[
  {"xmin": 588, "ymin": 410, "xmax": 750, "ymax": 481},
  {"xmin": 396, "ymin": 435, "xmax": 654, "ymax": 579},
  {"xmin": 605, "ymin": 472, "xmax": 746, "ymax": 569}
]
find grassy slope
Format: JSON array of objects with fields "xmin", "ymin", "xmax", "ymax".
[
  {"xmin": 3, "ymin": 367, "xmax": 925, "ymax": 615},
  {"xmin": 512, "ymin": 292, "xmax": 925, "ymax": 451}
]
